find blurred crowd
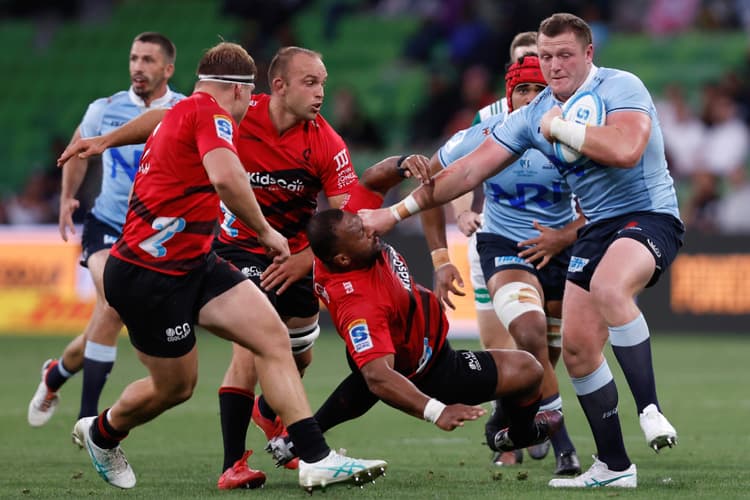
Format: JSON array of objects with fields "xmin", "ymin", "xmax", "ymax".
[{"xmin": 3, "ymin": 0, "xmax": 750, "ymax": 233}]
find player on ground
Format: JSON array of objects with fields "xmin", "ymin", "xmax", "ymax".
[
  {"xmin": 28, "ymin": 32, "xmax": 184, "ymax": 428},
  {"xmin": 418, "ymin": 55, "xmax": 583, "ymax": 475},
  {"xmin": 359, "ymin": 12, "xmax": 682, "ymax": 489},
  {"xmin": 70, "ymin": 41, "xmax": 386, "ymax": 492},
  {"xmin": 264, "ymin": 207, "xmax": 561, "ymax": 469}
]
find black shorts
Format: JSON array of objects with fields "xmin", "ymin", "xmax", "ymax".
[
  {"xmin": 568, "ymin": 211, "xmax": 685, "ymax": 291},
  {"xmin": 80, "ymin": 212, "xmax": 121, "ymax": 267},
  {"xmin": 103, "ymin": 252, "xmax": 246, "ymax": 357},
  {"xmin": 414, "ymin": 342, "xmax": 498, "ymax": 405},
  {"xmin": 212, "ymin": 240, "xmax": 319, "ymax": 319},
  {"xmin": 476, "ymin": 233, "xmax": 570, "ymax": 301}
]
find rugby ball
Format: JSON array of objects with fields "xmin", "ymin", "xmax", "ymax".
[{"xmin": 553, "ymin": 91, "xmax": 606, "ymax": 165}]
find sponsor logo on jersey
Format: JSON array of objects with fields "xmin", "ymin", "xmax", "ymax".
[
  {"xmin": 313, "ymin": 282, "xmax": 329, "ymax": 303},
  {"xmin": 336, "ymin": 170, "xmax": 357, "ymax": 190},
  {"xmin": 247, "ymin": 172, "xmax": 305, "ymax": 192},
  {"xmin": 386, "ymin": 246, "xmax": 412, "ymax": 291},
  {"xmin": 347, "ymin": 319, "xmax": 373, "ymax": 353},
  {"xmin": 568, "ymin": 256, "xmax": 590, "ymax": 273},
  {"xmin": 333, "ymin": 148, "xmax": 350, "ymax": 171},
  {"xmin": 166, "ymin": 322, "xmax": 191, "ymax": 342},
  {"xmin": 494, "ymin": 255, "xmax": 533, "ymax": 269},
  {"xmin": 343, "ymin": 281, "xmax": 354, "ymax": 294},
  {"xmin": 214, "ymin": 115, "xmax": 233, "ymax": 144}
]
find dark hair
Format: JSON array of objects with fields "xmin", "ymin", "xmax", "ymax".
[
  {"xmin": 509, "ymin": 31, "xmax": 537, "ymax": 61},
  {"xmin": 134, "ymin": 32, "xmax": 176, "ymax": 64},
  {"xmin": 307, "ymin": 209, "xmax": 345, "ymax": 265},
  {"xmin": 268, "ymin": 46, "xmax": 322, "ymax": 83},
  {"xmin": 538, "ymin": 13, "xmax": 592, "ymax": 47},
  {"xmin": 196, "ymin": 42, "xmax": 256, "ymax": 79}
]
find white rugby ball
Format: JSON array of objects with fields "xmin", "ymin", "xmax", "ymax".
[{"xmin": 553, "ymin": 91, "xmax": 606, "ymax": 165}]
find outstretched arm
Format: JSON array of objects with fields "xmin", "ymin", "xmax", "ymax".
[
  {"xmin": 58, "ymin": 127, "xmax": 88, "ymax": 241},
  {"xmin": 360, "ymin": 355, "xmax": 485, "ymax": 431},
  {"xmin": 57, "ymin": 108, "xmax": 167, "ymax": 165},
  {"xmin": 359, "ymin": 138, "xmax": 515, "ymax": 235}
]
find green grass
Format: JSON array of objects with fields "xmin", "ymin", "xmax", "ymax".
[{"xmin": 1, "ymin": 331, "xmax": 748, "ymax": 498}]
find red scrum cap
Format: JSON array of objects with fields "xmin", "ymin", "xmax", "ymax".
[{"xmin": 505, "ymin": 55, "xmax": 546, "ymax": 112}]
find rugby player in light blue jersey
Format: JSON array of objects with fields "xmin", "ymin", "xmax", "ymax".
[
  {"xmin": 28, "ymin": 32, "xmax": 184, "ymax": 429},
  {"xmin": 361, "ymin": 12, "xmax": 683, "ymax": 489},
  {"xmin": 421, "ymin": 55, "xmax": 583, "ymax": 476}
]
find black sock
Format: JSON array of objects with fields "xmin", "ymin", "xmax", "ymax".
[
  {"xmin": 576, "ymin": 381, "xmax": 631, "ymax": 471},
  {"xmin": 484, "ymin": 398, "xmax": 508, "ymax": 445},
  {"xmin": 89, "ymin": 409, "xmax": 128, "ymax": 449},
  {"xmin": 78, "ymin": 358, "xmax": 114, "ymax": 419},
  {"xmin": 218, "ymin": 387, "xmax": 253, "ymax": 471},
  {"xmin": 45, "ymin": 359, "xmax": 76, "ymax": 392},
  {"xmin": 314, "ymin": 372, "xmax": 378, "ymax": 433},
  {"xmin": 539, "ymin": 394, "xmax": 576, "ymax": 455},
  {"xmin": 287, "ymin": 417, "xmax": 329, "ymax": 463},
  {"xmin": 257, "ymin": 394, "xmax": 277, "ymax": 421},
  {"xmin": 503, "ymin": 397, "xmax": 541, "ymax": 447}
]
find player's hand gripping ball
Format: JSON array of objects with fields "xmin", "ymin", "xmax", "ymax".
[{"xmin": 553, "ymin": 91, "xmax": 606, "ymax": 165}]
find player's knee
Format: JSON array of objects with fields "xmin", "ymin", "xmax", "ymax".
[
  {"xmin": 289, "ymin": 322, "xmax": 320, "ymax": 355},
  {"xmin": 492, "ymin": 282, "xmax": 545, "ymax": 330},
  {"xmin": 159, "ymin": 379, "xmax": 196, "ymax": 408},
  {"xmin": 589, "ymin": 279, "xmax": 627, "ymax": 311}
]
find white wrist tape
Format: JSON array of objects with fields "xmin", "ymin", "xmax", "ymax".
[
  {"xmin": 390, "ymin": 194, "xmax": 421, "ymax": 222},
  {"xmin": 423, "ymin": 398, "xmax": 446, "ymax": 424},
  {"xmin": 550, "ymin": 116, "xmax": 587, "ymax": 152}
]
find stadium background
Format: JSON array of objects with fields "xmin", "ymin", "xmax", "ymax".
[{"xmin": 1, "ymin": 0, "xmax": 749, "ymax": 335}]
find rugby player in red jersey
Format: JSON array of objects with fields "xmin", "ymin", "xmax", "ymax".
[{"xmin": 70, "ymin": 42, "xmax": 387, "ymax": 492}]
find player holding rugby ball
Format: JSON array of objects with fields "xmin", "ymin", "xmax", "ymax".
[{"xmin": 359, "ymin": 12, "xmax": 683, "ymax": 489}]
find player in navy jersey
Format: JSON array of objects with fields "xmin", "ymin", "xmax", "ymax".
[
  {"xmin": 415, "ymin": 55, "xmax": 583, "ymax": 475},
  {"xmin": 70, "ymin": 42, "xmax": 387, "ymax": 492},
  {"xmin": 28, "ymin": 32, "xmax": 184, "ymax": 428},
  {"xmin": 360, "ymin": 12, "xmax": 683, "ymax": 489}
]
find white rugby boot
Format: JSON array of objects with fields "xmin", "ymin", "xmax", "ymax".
[
  {"xmin": 298, "ymin": 449, "xmax": 386, "ymax": 492},
  {"xmin": 549, "ymin": 456, "xmax": 636, "ymax": 488},
  {"xmin": 72, "ymin": 416, "xmax": 136, "ymax": 489},
  {"xmin": 27, "ymin": 359, "xmax": 60, "ymax": 427},
  {"xmin": 639, "ymin": 403, "xmax": 677, "ymax": 451}
]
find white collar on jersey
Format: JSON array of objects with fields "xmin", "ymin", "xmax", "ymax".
[
  {"xmin": 554, "ymin": 64, "xmax": 599, "ymax": 105},
  {"xmin": 127, "ymin": 86, "xmax": 177, "ymax": 109}
]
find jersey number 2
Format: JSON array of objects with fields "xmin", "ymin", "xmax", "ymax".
[{"xmin": 138, "ymin": 216, "xmax": 186, "ymax": 257}]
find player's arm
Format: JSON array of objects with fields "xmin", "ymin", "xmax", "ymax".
[
  {"xmin": 359, "ymin": 355, "xmax": 485, "ymax": 431},
  {"xmin": 58, "ymin": 127, "xmax": 88, "ymax": 241},
  {"xmin": 203, "ymin": 148, "xmax": 289, "ymax": 261},
  {"xmin": 57, "ymin": 108, "xmax": 167, "ymax": 165},
  {"xmin": 359, "ymin": 138, "xmax": 516, "ymax": 235},
  {"xmin": 541, "ymin": 107, "xmax": 651, "ymax": 168}
]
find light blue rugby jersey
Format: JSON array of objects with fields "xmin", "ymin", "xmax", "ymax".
[
  {"xmin": 492, "ymin": 65, "xmax": 680, "ymax": 222},
  {"xmin": 438, "ymin": 113, "xmax": 576, "ymax": 243},
  {"xmin": 79, "ymin": 87, "xmax": 184, "ymax": 232}
]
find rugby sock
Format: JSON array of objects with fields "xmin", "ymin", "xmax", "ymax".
[
  {"xmin": 218, "ymin": 387, "xmax": 254, "ymax": 471},
  {"xmin": 79, "ymin": 341, "xmax": 117, "ymax": 419},
  {"xmin": 502, "ymin": 395, "xmax": 541, "ymax": 447},
  {"xmin": 314, "ymin": 372, "xmax": 379, "ymax": 433},
  {"xmin": 287, "ymin": 417, "xmax": 329, "ymax": 464},
  {"xmin": 539, "ymin": 394, "xmax": 576, "ymax": 454},
  {"xmin": 90, "ymin": 409, "xmax": 128, "ymax": 449},
  {"xmin": 572, "ymin": 359, "xmax": 631, "ymax": 471},
  {"xmin": 45, "ymin": 358, "xmax": 77, "ymax": 391},
  {"xmin": 257, "ymin": 394, "xmax": 277, "ymax": 421},
  {"xmin": 484, "ymin": 399, "xmax": 509, "ymax": 445},
  {"xmin": 609, "ymin": 313, "xmax": 659, "ymax": 413}
]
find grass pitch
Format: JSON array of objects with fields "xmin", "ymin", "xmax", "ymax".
[{"xmin": 1, "ymin": 331, "xmax": 748, "ymax": 499}]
